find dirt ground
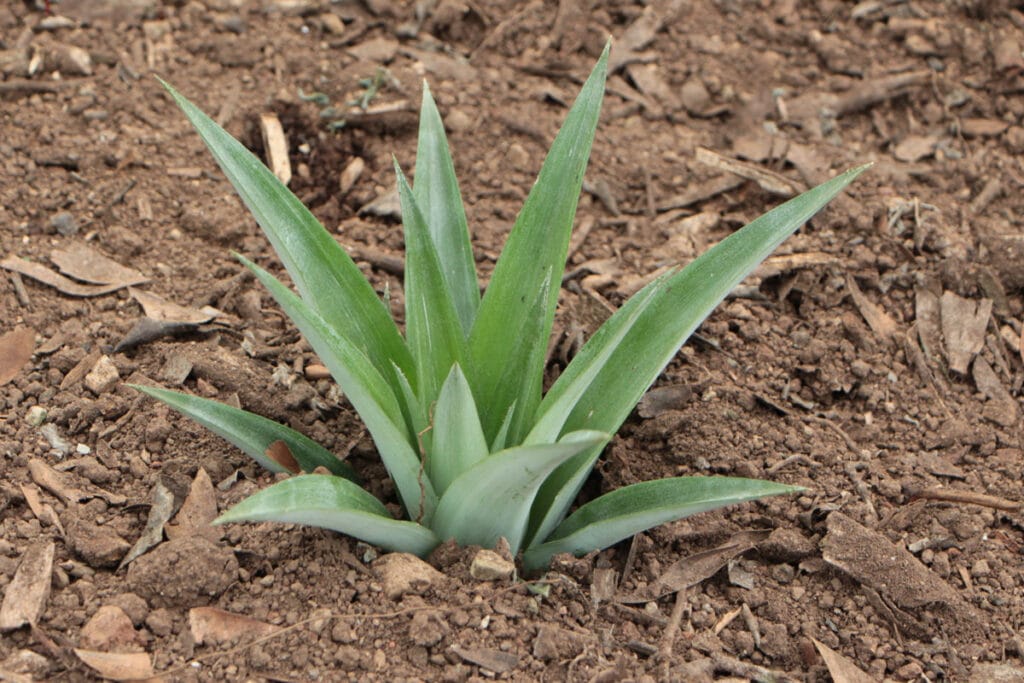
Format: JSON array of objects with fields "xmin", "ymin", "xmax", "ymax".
[{"xmin": 1, "ymin": 0, "xmax": 1023, "ymax": 680}]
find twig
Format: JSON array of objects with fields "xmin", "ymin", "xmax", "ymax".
[
  {"xmin": 657, "ymin": 589, "xmax": 688, "ymax": 660},
  {"xmin": 906, "ymin": 486, "xmax": 1021, "ymax": 512},
  {"xmin": 10, "ymin": 272, "xmax": 31, "ymax": 307}
]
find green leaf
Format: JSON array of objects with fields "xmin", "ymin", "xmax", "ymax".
[
  {"xmin": 467, "ymin": 43, "xmax": 609, "ymax": 440},
  {"xmin": 132, "ymin": 384, "xmax": 358, "ymax": 481},
  {"xmin": 431, "ymin": 430, "xmax": 609, "ymax": 554},
  {"xmin": 525, "ymin": 271, "xmax": 671, "ymax": 445},
  {"xmin": 239, "ymin": 255, "xmax": 438, "ymax": 524},
  {"xmin": 216, "ymin": 475, "xmax": 441, "ymax": 557},
  {"xmin": 527, "ymin": 164, "xmax": 869, "ymax": 547},
  {"xmin": 414, "ymin": 83, "xmax": 479, "ymax": 336},
  {"xmin": 522, "ymin": 477, "xmax": 801, "ymax": 573},
  {"xmin": 159, "ymin": 81, "xmax": 414, "ymax": 397},
  {"xmin": 489, "ymin": 402, "xmax": 516, "ymax": 453},
  {"xmin": 428, "ymin": 364, "xmax": 489, "ymax": 495},
  {"xmin": 395, "ymin": 161, "xmax": 468, "ymax": 404}
]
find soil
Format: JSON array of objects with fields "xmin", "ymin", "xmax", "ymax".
[{"xmin": 1, "ymin": 0, "xmax": 1023, "ymax": 681}]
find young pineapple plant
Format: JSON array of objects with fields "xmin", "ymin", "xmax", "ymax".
[{"xmin": 137, "ymin": 45, "xmax": 866, "ymax": 573}]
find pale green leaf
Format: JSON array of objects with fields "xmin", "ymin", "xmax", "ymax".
[
  {"xmin": 468, "ymin": 43, "xmax": 609, "ymax": 440},
  {"xmin": 432, "ymin": 430, "xmax": 609, "ymax": 554},
  {"xmin": 395, "ymin": 161, "xmax": 468, "ymax": 404},
  {"xmin": 527, "ymin": 164, "xmax": 869, "ymax": 547},
  {"xmin": 522, "ymin": 477, "xmax": 801, "ymax": 573},
  {"xmin": 414, "ymin": 82, "xmax": 478, "ymax": 335},
  {"xmin": 428, "ymin": 364, "xmax": 488, "ymax": 495},
  {"xmin": 159, "ymin": 80, "xmax": 413, "ymax": 397},
  {"xmin": 216, "ymin": 475, "xmax": 441, "ymax": 557},
  {"xmin": 238, "ymin": 255, "xmax": 438, "ymax": 524},
  {"xmin": 132, "ymin": 384, "xmax": 357, "ymax": 481}
]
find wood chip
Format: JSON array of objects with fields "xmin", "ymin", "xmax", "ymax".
[
  {"xmin": 893, "ymin": 134, "xmax": 939, "ymax": 162},
  {"xmin": 0, "ymin": 541, "xmax": 55, "ymax": 631},
  {"xmin": 60, "ymin": 348, "xmax": 101, "ymax": 390},
  {"xmin": 812, "ymin": 638, "xmax": 876, "ymax": 683},
  {"xmin": 657, "ymin": 174, "xmax": 745, "ymax": 211},
  {"xmin": 940, "ymin": 292, "xmax": 991, "ymax": 374},
  {"xmin": 1, "ymin": 256, "xmax": 136, "ymax": 297},
  {"xmin": 0, "ymin": 326, "xmax": 35, "ymax": 386},
  {"xmin": 846, "ymin": 275, "xmax": 898, "ymax": 340},
  {"xmin": 50, "ymin": 244, "xmax": 147, "ymax": 287},
  {"xmin": 339, "ymin": 156, "xmax": 364, "ymax": 195},
  {"xmin": 914, "ymin": 285, "xmax": 943, "ymax": 363},
  {"xmin": 753, "ymin": 252, "xmax": 837, "ymax": 280},
  {"xmin": 189, "ymin": 606, "xmax": 279, "ymax": 645},
  {"xmin": 972, "ymin": 358, "xmax": 1019, "ymax": 427},
  {"xmin": 73, "ymin": 649, "xmax": 154, "ymax": 682},
  {"xmin": 259, "ymin": 112, "xmax": 291, "ymax": 186},
  {"xmin": 695, "ymin": 147, "xmax": 805, "ymax": 197},
  {"xmin": 165, "ymin": 468, "xmax": 221, "ymax": 541},
  {"xmin": 961, "ymin": 118, "xmax": 1009, "ymax": 137},
  {"xmin": 450, "ymin": 645, "xmax": 519, "ymax": 674}
]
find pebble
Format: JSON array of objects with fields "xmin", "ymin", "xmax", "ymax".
[
  {"xmin": 79, "ymin": 605, "xmax": 143, "ymax": 651},
  {"xmin": 84, "ymin": 356, "xmax": 119, "ymax": 395},
  {"xmin": 469, "ymin": 549, "xmax": 515, "ymax": 581},
  {"xmin": 66, "ymin": 516, "xmax": 130, "ymax": 569},
  {"xmin": 24, "ymin": 405, "xmax": 47, "ymax": 426},
  {"xmin": 373, "ymin": 552, "xmax": 445, "ymax": 600},
  {"xmin": 49, "ymin": 212, "xmax": 78, "ymax": 236},
  {"xmin": 971, "ymin": 558, "xmax": 991, "ymax": 578}
]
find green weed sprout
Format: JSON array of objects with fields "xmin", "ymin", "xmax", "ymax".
[{"xmin": 138, "ymin": 46, "xmax": 866, "ymax": 573}]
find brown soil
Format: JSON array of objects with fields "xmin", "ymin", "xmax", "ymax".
[{"xmin": 2, "ymin": 1, "xmax": 1023, "ymax": 681}]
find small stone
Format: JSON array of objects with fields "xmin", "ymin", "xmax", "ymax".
[
  {"xmin": 408, "ymin": 610, "xmax": 446, "ymax": 647},
  {"xmin": 83, "ymin": 356, "xmax": 119, "ymax": 395},
  {"xmin": 24, "ymin": 406, "xmax": 47, "ymax": 426},
  {"xmin": 320, "ymin": 12, "xmax": 345, "ymax": 35},
  {"xmin": 145, "ymin": 608, "xmax": 174, "ymax": 637},
  {"xmin": 680, "ymin": 77, "xmax": 711, "ymax": 114},
  {"xmin": 66, "ymin": 516, "xmax": 130, "ymax": 569},
  {"xmin": 373, "ymin": 552, "xmax": 445, "ymax": 601},
  {"xmin": 895, "ymin": 661, "xmax": 924, "ymax": 680},
  {"xmin": 107, "ymin": 593, "xmax": 149, "ymax": 627},
  {"xmin": 1, "ymin": 649, "xmax": 49, "ymax": 677},
  {"xmin": 532, "ymin": 625, "xmax": 585, "ymax": 661},
  {"xmin": 971, "ymin": 558, "xmax": 991, "ymax": 578},
  {"xmin": 49, "ymin": 212, "xmax": 78, "ymax": 236},
  {"xmin": 446, "ymin": 108, "xmax": 473, "ymax": 132},
  {"xmin": 56, "ymin": 45, "xmax": 92, "ymax": 76},
  {"xmin": 339, "ymin": 157, "xmax": 364, "ymax": 196},
  {"xmin": 79, "ymin": 605, "xmax": 143, "ymax": 651},
  {"xmin": 469, "ymin": 549, "xmax": 515, "ymax": 581}
]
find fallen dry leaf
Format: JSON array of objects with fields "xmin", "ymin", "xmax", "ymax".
[
  {"xmin": 846, "ymin": 275, "xmax": 899, "ymax": 340},
  {"xmin": 188, "ymin": 606, "xmax": 279, "ymax": 645},
  {"xmin": 60, "ymin": 348, "xmax": 101, "ymax": 390},
  {"xmin": 129, "ymin": 288, "xmax": 217, "ymax": 324},
  {"xmin": 619, "ymin": 530, "xmax": 768, "ymax": 602},
  {"xmin": 165, "ymin": 468, "xmax": 221, "ymax": 542},
  {"xmin": 50, "ymin": 244, "xmax": 147, "ymax": 287},
  {"xmin": 812, "ymin": 638, "xmax": 875, "ymax": 683},
  {"xmin": 1, "ymin": 256, "xmax": 140, "ymax": 297},
  {"xmin": 73, "ymin": 649, "xmax": 155, "ymax": 681},
  {"xmin": 265, "ymin": 440, "xmax": 300, "ymax": 474},
  {"xmin": 940, "ymin": 292, "xmax": 992, "ymax": 374},
  {"xmin": 0, "ymin": 541, "xmax": 55, "ymax": 631},
  {"xmin": 0, "ymin": 327, "xmax": 35, "ymax": 386},
  {"xmin": 119, "ymin": 481, "xmax": 176, "ymax": 570},
  {"xmin": 28, "ymin": 459, "xmax": 126, "ymax": 507}
]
